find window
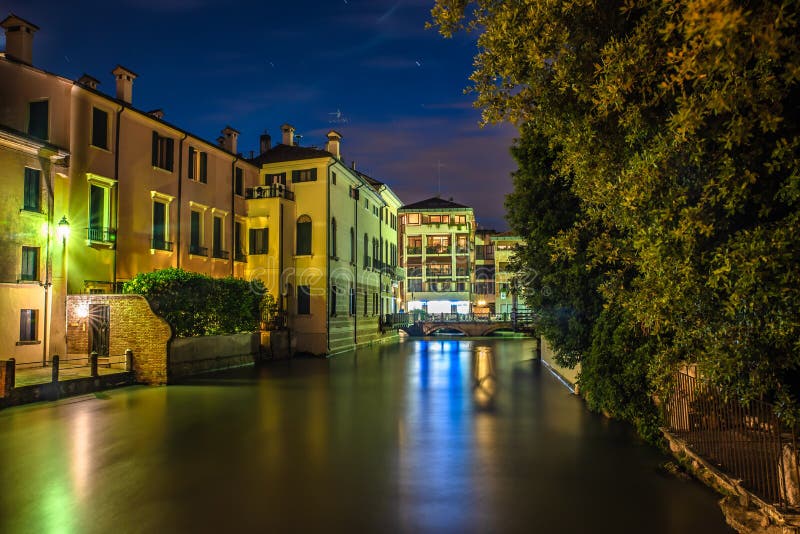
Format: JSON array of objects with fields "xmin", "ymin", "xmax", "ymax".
[
  {"xmin": 19, "ymin": 309, "xmax": 38, "ymax": 342},
  {"xmin": 91, "ymin": 107, "xmax": 109, "ymax": 149},
  {"xmin": 235, "ymin": 167, "xmax": 244, "ymax": 196},
  {"xmin": 23, "ymin": 168, "xmax": 41, "ymax": 212},
  {"xmin": 331, "ymin": 172, "xmax": 337, "ymax": 185},
  {"xmin": 234, "ymin": 222, "xmax": 245, "ymax": 261},
  {"xmin": 350, "ymin": 227, "xmax": 355, "ymax": 263},
  {"xmin": 363, "ymin": 233, "xmax": 369, "ymax": 268},
  {"xmin": 330, "ymin": 218, "xmax": 337, "ymax": 258},
  {"xmin": 453, "ymin": 214, "xmax": 467, "ymax": 225},
  {"xmin": 28, "ymin": 100, "xmax": 48, "ymax": 140},
  {"xmin": 407, "ymin": 213, "xmax": 420, "ymax": 225},
  {"xmin": 427, "ymin": 214, "xmax": 449, "ymax": 224},
  {"xmin": 291, "ymin": 168, "xmax": 317, "ymax": 183},
  {"xmin": 152, "ymin": 201, "xmax": 168, "ymax": 250},
  {"xmin": 363, "ymin": 290, "xmax": 367, "ymax": 316},
  {"xmin": 350, "ymin": 186, "xmax": 360, "ymax": 200},
  {"xmin": 249, "ymin": 228, "xmax": 268, "ymax": 254},
  {"xmin": 152, "ymin": 132, "xmax": 175, "ymax": 171},
  {"xmin": 212, "ymin": 216, "xmax": 224, "ymax": 258},
  {"xmin": 349, "ymin": 286, "xmax": 355, "ymax": 316},
  {"xmin": 373, "ymin": 293, "xmax": 378, "ymax": 316},
  {"xmin": 296, "ymin": 215, "xmax": 312, "ymax": 255},
  {"xmin": 408, "ymin": 279, "xmax": 422, "ymax": 292},
  {"xmin": 88, "ymin": 184, "xmax": 112, "ymax": 242},
  {"xmin": 298, "ymin": 285, "xmax": 311, "ymax": 315},
  {"xmin": 21, "ymin": 246, "xmax": 39, "ymax": 281},
  {"xmin": 267, "ymin": 172, "xmax": 286, "ymax": 185},
  {"xmin": 188, "ymin": 147, "xmax": 207, "ymax": 182},
  {"xmin": 330, "ymin": 286, "xmax": 337, "ymax": 316},
  {"xmin": 190, "ymin": 210, "xmax": 205, "ymax": 255}
]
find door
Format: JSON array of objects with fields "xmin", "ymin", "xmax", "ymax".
[{"xmin": 89, "ymin": 304, "xmax": 110, "ymax": 356}]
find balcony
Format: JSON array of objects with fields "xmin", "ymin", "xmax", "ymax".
[
  {"xmin": 455, "ymin": 268, "xmax": 470, "ymax": 277},
  {"xmin": 151, "ymin": 238, "xmax": 173, "ymax": 251},
  {"xmin": 189, "ymin": 244, "xmax": 208, "ymax": 256},
  {"xmin": 406, "ymin": 267, "xmax": 423, "ymax": 278},
  {"xmin": 245, "ymin": 185, "xmax": 295, "ymax": 201},
  {"xmin": 213, "ymin": 249, "xmax": 230, "ymax": 260},
  {"xmin": 406, "ymin": 246, "xmax": 422, "ymax": 255},
  {"xmin": 234, "ymin": 251, "xmax": 247, "ymax": 263},
  {"xmin": 426, "ymin": 268, "xmax": 453, "ymax": 278},
  {"xmin": 87, "ymin": 227, "xmax": 116, "ymax": 243},
  {"xmin": 426, "ymin": 246, "xmax": 451, "ymax": 255},
  {"xmin": 455, "ymin": 246, "xmax": 469, "ymax": 255}
]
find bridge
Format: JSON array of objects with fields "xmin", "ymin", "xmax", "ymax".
[{"xmin": 382, "ymin": 312, "xmax": 536, "ymax": 337}]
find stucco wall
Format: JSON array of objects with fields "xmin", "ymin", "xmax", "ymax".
[{"xmin": 169, "ymin": 332, "xmax": 259, "ymax": 379}]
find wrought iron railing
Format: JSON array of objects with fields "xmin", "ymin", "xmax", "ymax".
[
  {"xmin": 213, "ymin": 249, "xmax": 230, "ymax": 260},
  {"xmin": 87, "ymin": 227, "xmax": 116, "ymax": 243},
  {"xmin": 426, "ymin": 246, "xmax": 451, "ymax": 255},
  {"xmin": 151, "ymin": 238, "xmax": 173, "ymax": 251},
  {"xmin": 664, "ymin": 371, "xmax": 799, "ymax": 509},
  {"xmin": 189, "ymin": 244, "xmax": 208, "ymax": 256},
  {"xmin": 245, "ymin": 185, "xmax": 295, "ymax": 200}
]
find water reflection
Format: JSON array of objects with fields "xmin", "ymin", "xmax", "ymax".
[{"xmin": 0, "ymin": 338, "xmax": 733, "ymax": 533}]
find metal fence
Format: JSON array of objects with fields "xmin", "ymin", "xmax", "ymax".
[{"xmin": 664, "ymin": 371, "xmax": 799, "ymax": 509}]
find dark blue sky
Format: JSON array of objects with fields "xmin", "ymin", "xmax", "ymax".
[{"xmin": 4, "ymin": 0, "xmax": 518, "ymax": 229}]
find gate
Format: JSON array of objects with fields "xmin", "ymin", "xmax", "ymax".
[{"xmin": 89, "ymin": 304, "xmax": 110, "ymax": 356}]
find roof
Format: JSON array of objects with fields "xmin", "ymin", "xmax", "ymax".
[
  {"xmin": 1, "ymin": 14, "xmax": 40, "ymax": 31},
  {"xmin": 247, "ymin": 143, "xmax": 333, "ymax": 166},
  {"xmin": 399, "ymin": 196, "xmax": 472, "ymax": 211}
]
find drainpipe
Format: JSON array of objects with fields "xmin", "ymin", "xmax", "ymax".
[
  {"xmin": 230, "ymin": 156, "xmax": 239, "ymax": 277},
  {"xmin": 326, "ymin": 159, "xmax": 335, "ymax": 353},
  {"xmin": 112, "ymin": 106, "xmax": 125, "ymax": 291},
  {"xmin": 176, "ymin": 133, "xmax": 188, "ymax": 268},
  {"xmin": 41, "ymin": 155, "xmax": 55, "ymax": 365}
]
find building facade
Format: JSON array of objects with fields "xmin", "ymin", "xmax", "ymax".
[{"xmin": 0, "ymin": 14, "xmax": 403, "ymax": 359}]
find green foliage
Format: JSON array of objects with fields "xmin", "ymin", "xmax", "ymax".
[
  {"xmin": 433, "ymin": 0, "xmax": 800, "ymax": 428},
  {"xmin": 123, "ymin": 268, "xmax": 260, "ymax": 337}
]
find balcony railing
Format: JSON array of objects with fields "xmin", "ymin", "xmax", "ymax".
[
  {"xmin": 245, "ymin": 185, "xmax": 295, "ymax": 201},
  {"xmin": 189, "ymin": 244, "xmax": 208, "ymax": 256},
  {"xmin": 455, "ymin": 246, "xmax": 469, "ymax": 255},
  {"xmin": 151, "ymin": 238, "xmax": 173, "ymax": 251},
  {"xmin": 426, "ymin": 246, "xmax": 451, "ymax": 255},
  {"xmin": 406, "ymin": 246, "xmax": 422, "ymax": 255},
  {"xmin": 426, "ymin": 269, "xmax": 453, "ymax": 278},
  {"xmin": 406, "ymin": 267, "xmax": 423, "ymax": 278},
  {"xmin": 213, "ymin": 249, "xmax": 230, "ymax": 260},
  {"xmin": 87, "ymin": 227, "xmax": 116, "ymax": 243},
  {"xmin": 455, "ymin": 268, "xmax": 470, "ymax": 276},
  {"xmin": 234, "ymin": 251, "xmax": 247, "ymax": 263}
]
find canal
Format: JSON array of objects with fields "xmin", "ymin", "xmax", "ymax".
[{"xmin": 0, "ymin": 337, "xmax": 732, "ymax": 533}]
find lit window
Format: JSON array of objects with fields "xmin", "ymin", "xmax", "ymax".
[
  {"xmin": 407, "ymin": 213, "xmax": 420, "ymax": 225},
  {"xmin": 188, "ymin": 146, "xmax": 207, "ymax": 182},
  {"xmin": 249, "ymin": 228, "xmax": 268, "ymax": 254},
  {"xmin": 19, "ymin": 309, "xmax": 38, "ymax": 342}
]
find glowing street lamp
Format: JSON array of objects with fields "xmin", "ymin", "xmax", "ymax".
[{"xmin": 57, "ymin": 216, "xmax": 70, "ymax": 243}]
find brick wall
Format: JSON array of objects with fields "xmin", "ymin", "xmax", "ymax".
[{"xmin": 67, "ymin": 295, "xmax": 172, "ymax": 385}]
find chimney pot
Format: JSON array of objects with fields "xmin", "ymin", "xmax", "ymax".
[
  {"xmin": 77, "ymin": 74, "xmax": 101, "ymax": 90},
  {"xmin": 111, "ymin": 65, "xmax": 137, "ymax": 104},
  {"xmin": 147, "ymin": 109, "xmax": 164, "ymax": 120},
  {"xmin": 1, "ymin": 14, "xmax": 39, "ymax": 65},
  {"xmin": 325, "ymin": 130, "xmax": 342, "ymax": 159},
  {"xmin": 221, "ymin": 125, "xmax": 239, "ymax": 153},
  {"xmin": 259, "ymin": 132, "xmax": 271, "ymax": 154},
  {"xmin": 280, "ymin": 123, "xmax": 295, "ymax": 146}
]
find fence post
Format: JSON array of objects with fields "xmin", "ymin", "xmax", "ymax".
[
  {"xmin": 534, "ymin": 337, "xmax": 542, "ymax": 361},
  {"xmin": 51, "ymin": 355, "xmax": 59, "ymax": 383},
  {"xmin": 125, "ymin": 349, "xmax": 133, "ymax": 372},
  {"xmin": 90, "ymin": 351, "xmax": 98, "ymax": 378},
  {"xmin": 0, "ymin": 359, "xmax": 15, "ymax": 397}
]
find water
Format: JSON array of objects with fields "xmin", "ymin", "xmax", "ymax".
[{"xmin": 0, "ymin": 337, "xmax": 732, "ymax": 533}]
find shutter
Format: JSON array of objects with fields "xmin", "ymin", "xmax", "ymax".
[
  {"xmin": 166, "ymin": 138, "xmax": 174, "ymax": 171},
  {"xmin": 200, "ymin": 152, "xmax": 207, "ymax": 183},
  {"xmin": 188, "ymin": 147, "xmax": 196, "ymax": 179},
  {"xmin": 151, "ymin": 131, "xmax": 159, "ymax": 167}
]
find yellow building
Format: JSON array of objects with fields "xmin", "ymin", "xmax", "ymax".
[
  {"xmin": 473, "ymin": 228, "xmax": 497, "ymax": 315},
  {"xmin": 398, "ymin": 197, "xmax": 475, "ymax": 314},
  {"xmin": 491, "ymin": 232, "xmax": 524, "ymax": 315},
  {"xmin": 247, "ymin": 126, "xmax": 403, "ymax": 355}
]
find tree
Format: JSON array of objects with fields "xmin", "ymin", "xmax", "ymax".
[{"xmin": 433, "ymin": 0, "xmax": 800, "ymax": 422}]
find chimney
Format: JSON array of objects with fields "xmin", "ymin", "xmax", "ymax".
[
  {"xmin": 147, "ymin": 109, "xmax": 164, "ymax": 120},
  {"xmin": 221, "ymin": 126, "xmax": 239, "ymax": 153},
  {"xmin": 1, "ymin": 14, "xmax": 39, "ymax": 65},
  {"xmin": 259, "ymin": 132, "xmax": 271, "ymax": 154},
  {"xmin": 325, "ymin": 130, "xmax": 342, "ymax": 159},
  {"xmin": 112, "ymin": 65, "xmax": 137, "ymax": 104},
  {"xmin": 77, "ymin": 74, "xmax": 100, "ymax": 90},
  {"xmin": 281, "ymin": 123, "xmax": 295, "ymax": 146}
]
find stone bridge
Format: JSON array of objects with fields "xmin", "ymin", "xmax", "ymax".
[{"xmin": 390, "ymin": 313, "xmax": 536, "ymax": 337}]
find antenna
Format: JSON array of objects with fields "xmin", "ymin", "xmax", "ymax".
[{"xmin": 436, "ymin": 160, "xmax": 445, "ymax": 195}]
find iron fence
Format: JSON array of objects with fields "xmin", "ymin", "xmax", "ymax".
[{"xmin": 664, "ymin": 371, "xmax": 799, "ymax": 509}]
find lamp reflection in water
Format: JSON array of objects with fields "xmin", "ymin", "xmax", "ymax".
[{"xmin": 472, "ymin": 345, "xmax": 497, "ymax": 411}]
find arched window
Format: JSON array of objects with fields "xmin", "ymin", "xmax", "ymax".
[
  {"xmin": 330, "ymin": 217, "xmax": 337, "ymax": 258},
  {"xmin": 296, "ymin": 215, "xmax": 312, "ymax": 255},
  {"xmin": 363, "ymin": 233, "xmax": 369, "ymax": 268},
  {"xmin": 350, "ymin": 227, "xmax": 355, "ymax": 263}
]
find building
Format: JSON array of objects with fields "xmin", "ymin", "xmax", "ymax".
[
  {"xmin": 491, "ymin": 232, "xmax": 524, "ymax": 314},
  {"xmin": 247, "ymin": 126, "xmax": 403, "ymax": 354},
  {"xmin": 398, "ymin": 197, "xmax": 476, "ymax": 314},
  {"xmin": 0, "ymin": 14, "xmax": 403, "ymax": 359}
]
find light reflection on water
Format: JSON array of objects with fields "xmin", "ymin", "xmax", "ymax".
[{"xmin": 0, "ymin": 337, "xmax": 732, "ymax": 533}]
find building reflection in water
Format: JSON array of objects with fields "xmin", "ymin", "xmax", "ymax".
[{"xmin": 472, "ymin": 345, "xmax": 497, "ymax": 411}]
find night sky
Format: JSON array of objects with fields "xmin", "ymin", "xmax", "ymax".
[{"xmin": 3, "ymin": 0, "xmax": 518, "ymax": 229}]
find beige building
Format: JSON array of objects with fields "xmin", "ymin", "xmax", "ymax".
[
  {"xmin": 1, "ymin": 14, "xmax": 403, "ymax": 359},
  {"xmin": 247, "ymin": 125, "xmax": 403, "ymax": 355},
  {"xmin": 398, "ymin": 197, "xmax": 476, "ymax": 314}
]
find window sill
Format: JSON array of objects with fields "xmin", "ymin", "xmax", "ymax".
[
  {"xmin": 87, "ymin": 240, "xmax": 115, "ymax": 249},
  {"xmin": 90, "ymin": 144, "xmax": 111, "ymax": 153},
  {"xmin": 19, "ymin": 208, "xmax": 46, "ymax": 217},
  {"xmin": 188, "ymin": 254, "xmax": 209, "ymax": 261},
  {"xmin": 152, "ymin": 165, "xmax": 174, "ymax": 175},
  {"xmin": 294, "ymin": 254, "xmax": 313, "ymax": 258},
  {"xmin": 17, "ymin": 279, "xmax": 40, "ymax": 284},
  {"xmin": 211, "ymin": 257, "xmax": 229, "ymax": 263},
  {"xmin": 186, "ymin": 177, "xmax": 208, "ymax": 184},
  {"xmin": 150, "ymin": 248, "xmax": 173, "ymax": 256},
  {"xmin": 16, "ymin": 340, "xmax": 41, "ymax": 346}
]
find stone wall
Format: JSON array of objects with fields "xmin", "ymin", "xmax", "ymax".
[
  {"xmin": 67, "ymin": 294, "xmax": 172, "ymax": 385},
  {"xmin": 540, "ymin": 336, "xmax": 580, "ymax": 394},
  {"xmin": 169, "ymin": 333, "xmax": 260, "ymax": 380}
]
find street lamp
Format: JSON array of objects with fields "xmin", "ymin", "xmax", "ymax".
[{"xmin": 57, "ymin": 216, "xmax": 70, "ymax": 243}]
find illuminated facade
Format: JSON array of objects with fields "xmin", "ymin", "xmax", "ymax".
[
  {"xmin": 0, "ymin": 14, "xmax": 402, "ymax": 358},
  {"xmin": 398, "ymin": 197, "xmax": 476, "ymax": 314}
]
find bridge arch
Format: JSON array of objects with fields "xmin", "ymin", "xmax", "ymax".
[{"xmin": 424, "ymin": 325, "xmax": 469, "ymax": 336}]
